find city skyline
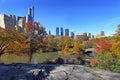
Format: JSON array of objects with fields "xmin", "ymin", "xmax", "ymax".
[{"xmin": 0, "ymin": 0, "xmax": 120, "ymax": 36}]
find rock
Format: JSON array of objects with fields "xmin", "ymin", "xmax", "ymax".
[
  {"xmin": 0, "ymin": 64, "xmax": 120, "ymax": 80},
  {"xmin": 66, "ymin": 58, "xmax": 75, "ymax": 64}
]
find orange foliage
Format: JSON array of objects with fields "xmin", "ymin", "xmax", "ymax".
[
  {"xmin": 61, "ymin": 46, "xmax": 69, "ymax": 53},
  {"xmin": 90, "ymin": 59, "xmax": 97, "ymax": 67},
  {"xmin": 0, "ymin": 28, "xmax": 26, "ymax": 56},
  {"xmin": 73, "ymin": 42, "xmax": 80, "ymax": 54}
]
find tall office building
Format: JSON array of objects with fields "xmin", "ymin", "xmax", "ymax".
[
  {"xmin": 16, "ymin": 16, "xmax": 26, "ymax": 32},
  {"xmin": 83, "ymin": 32, "xmax": 87, "ymax": 37},
  {"xmin": 60, "ymin": 27, "xmax": 64, "ymax": 36},
  {"xmin": 65, "ymin": 29, "xmax": 69, "ymax": 36},
  {"xmin": 95, "ymin": 31, "xmax": 105, "ymax": 38},
  {"xmin": 49, "ymin": 30, "xmax": 51, "ymax": 35},
  {"xmin": 92, "ymin": 35, "xmax": 94, "ymax": 38},
  {"xmin": 56, "ymin": 27, "xmax": 59, "ymax": 36},
  {"xmin": 71, "ymin": 32, "xmax": 75, "ymax": 38},
  {"xmin": 0, "ymin": 14, "xmax": 16, "ymax": 30},
  {"xmin": 100, "ymin": 31, "xmax": 105, "ymax": 36},
  {"xmin": 26, "ymin": 6, "xmax": 34, "ymax": 22},
  {"xmin": 88, "ymin": 33, "xmax": 91, "ymax": 38},
  {"xmin": 12, "ymin": 15, "xmax": 16, "ymax": 28}
]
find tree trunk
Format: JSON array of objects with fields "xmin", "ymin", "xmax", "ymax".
[
  {"xmin": 29, "ymin": 53, "xmax": 32, "ymax": 64},
  {"xmin": 29, "ymin": 42, "xmax": 33, "ymax": 64},
  {"xmin": 0, "ymin": 56, "xmax": 1, "ymax": 62}
]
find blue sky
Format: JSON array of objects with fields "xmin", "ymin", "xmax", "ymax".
[{"xmin": 0, "ymin": 0, "xmax": 120, "ymax": 36}]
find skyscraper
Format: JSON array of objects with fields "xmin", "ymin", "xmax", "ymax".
[
  {"xmin": 65, "ymin": 29, "xmax": 69, "ymax": 36},
  {"xmin": 100, "ymin": 31, "xmax": 105, "ymax": 36},
  {"xmin": 17, "ymin": 16, "xmax": 26, "ymax": 32},
  {"xmin": 26, "ymin": 6, "xmax": 34, "ymax": 22},
  {"xmin": 61, "ymin": 27, "xmax": 63, "ymax": 36},
  {"xmin": 71, "ymin": 32, "xmax": 75, "ymax": 38},
  {"xmin": 83, "ymin": 32, "xmax": 87, "ymax": 37},
  {"xmin": 49, "ymin": 30, "xmax": 51, "ymax": 35},
  {"xmin": 92, "ymin": 35, "xmax": 94, "ymax": 38},
  {"xmin": 12, "ymin": 15, "xmax": 16, "ymax": 28},
  {"xmin": 56, "ymin": 27, "xmax": 59, "ymax": 36},
  {"xmin": 88, "ymin": 33, "xmax": 91, "ymax": 38},
  {"xmin": 0, "ymin": 14, "xmax": 16, "ymax": 30}
]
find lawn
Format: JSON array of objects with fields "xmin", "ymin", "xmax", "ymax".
[
  {"xmin": 0, "ymin": 52, "xmax": 59, "ymax": 64},
  {"xmin": 0, "ymin": 52, "xmax": 76, "ymax": 64},
  {"xmin": 32, "ymin": 52, "xmax": 59, "ymax": 63}
]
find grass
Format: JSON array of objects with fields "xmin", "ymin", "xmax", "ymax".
[
  {"xmin": 0, "ymin": 52, "xmax": 76, "ymax": 64},
  {"xmin": 0, "ymin": 54, "xmax": 29, "ymax": 64},
  {"xmin": 0, "ymin": 52, "xmax": 59, "ymax": 64},
  {"xmin": 32, "ymin": 52, "xmax": 59, "ymax": 63}
]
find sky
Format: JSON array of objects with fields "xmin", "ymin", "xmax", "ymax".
[{"xmin": 0, "ymin": 0, "xmax": 120, "ymax": 36}]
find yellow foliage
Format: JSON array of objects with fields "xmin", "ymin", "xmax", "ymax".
[
  {"xmin": 0, "ymin": 28, "xmax": 26, "ymax": 56},
  {"xmin": 73, "ymin": 42, "xmax": 84, "ymax": 54},
  {"xmin": 111, "ymin": 41, "xmax": 120, "ymax": 52}
]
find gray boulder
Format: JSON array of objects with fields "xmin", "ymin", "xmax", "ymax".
[{"xmin": 0, "ymin": 64, "xmax": 120, "ymax": 80}]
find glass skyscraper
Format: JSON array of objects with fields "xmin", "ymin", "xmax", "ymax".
[
  {"xmin": 26, "ymin": 6, "xmax": 34, "ymax": 22},
  {"xmin": 61, "ymin": 27, "xmax": 63, "ymax": 36},
  {"xmin": 71, "ymin": 32, "xmax": 75, "ymax": 38},
  {"xmin": 65, "ymin": 29, "xmax": 69, "ymax": 36},
  {"xmin": 56, "ymin": 27, "xmax": 59, "ymax": 36}
]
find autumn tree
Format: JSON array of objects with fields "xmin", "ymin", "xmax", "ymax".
[
  {"xmin": 56, "ymin": 36, "xmax": 73, "ymax": 58},
  {"xmin": 73, "ymin": 41, "xmax": 84, "ymax": 55},
  {"xmin": 116, "ymin": 24, "xmax": 120, "ymax": 35},
  {"xmin": 93, "ymin": 37, "xmax": 120, "ymax": 72},
  {"xmin": 57, "ymin": 36, "xmax": 73, "ymax": 50},
  {"xmin": 95, "ymin": 40, "xmax": 112, "ymax": 53},
  {"xmin": 24, "ymin": 21, "xmax": 47, "ymax": 63},
  {"xmin": 73, "ymin": 42, "xmax": 80, "ymax": 54},
  {"xmin": 0, "ymin": 28, "xmax": 26, "ymax": 58},
  {"xmin": 110, "ymin": 35, "xmax": 120, "ymax": 57},
  {"xmin": 44, "ymin": 35, "xmax": 58, "ymax": 52},
  {"xmin": 76, "ymin": 34, "xmax": 89, "ymax": 43}
]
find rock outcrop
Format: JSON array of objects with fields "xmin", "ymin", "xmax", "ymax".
[{"xmin": 0, "ymin": 63, "xmax": 120, "ymax": 80}]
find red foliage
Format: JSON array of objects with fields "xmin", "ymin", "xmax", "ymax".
[
  {"xmin": 95, "ymin": 40, "xmax": 111, "ymax": 52},
  {"xmin": 24, "ymin": 21, "xmax": 33, "ymax": 34}
]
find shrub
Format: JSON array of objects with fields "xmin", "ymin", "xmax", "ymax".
[
  {"xmin": 90, "ymin": 59, "xmax": 97, "ymax": 67},
  {"xmin": 94, "ymin": 51, "xmax": 120, "ymax": 73}
]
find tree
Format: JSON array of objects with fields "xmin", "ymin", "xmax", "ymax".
[
  {"xmin": 94, "ymin": 51, "xmax": 120, "ymax": 73},
  {"xmin": 44, "ymin": 35, "xmax": 58, "ymax": 52},
  {"xmin": 56, "ymin": 36, "xmax": 73, "ymax": 58},
  {"xmin": 73, "ymin": 41, "xmax": 84, "ymax": 55},
  {"xmin": 111, "ymin": 41, "xmax": 120, "ymax": 52},
  {"xmin": 110, "ymin": 35, "xmax": 120, "ymax": 57},
  {"xmin": 0, "ymin": 28, "xmax": 26, "ymax": 57},
  {"xmin": 116, "ymin": 24, "xmax": 120, "ymax": 35},
  {"xmin": 24, "ymin": 21, "xmax": 33, "ymax": 36},
  {"xmin": 95, "ymin": 40, "xmax": 112, "ymax": 53},
  {"xmin": 76, "ymin": 34, "xmax": 89, "ymax": 43},
  {"xmin": 24, "ymin": 21, "xmax": 47, "ymax": 63},
  {"xmin": 73, "ymin": 42, "xmax": 80, "ymax": 54}
]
